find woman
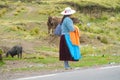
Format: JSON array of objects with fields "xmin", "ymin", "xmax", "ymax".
[{"xmin": 59, "ymin": 7, "xmax": 82, "ymax": 69}]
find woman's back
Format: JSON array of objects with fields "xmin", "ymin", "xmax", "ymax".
[{"xmin": 61, "ymin": 17, "xmax": 74, "ymax": 35}]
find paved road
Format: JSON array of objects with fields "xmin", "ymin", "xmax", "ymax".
[{"xmin": 14, "ymin": 65, "xmax": 120, "ymax": 80}]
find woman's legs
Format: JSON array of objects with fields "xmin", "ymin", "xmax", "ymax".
[
  {"xmin": 60, "ymin": 35, "xmax": 73, "ymax": 69},
  {"xmin": 64, "ymin": 61, "xmax": 70, "ymax": 69}
]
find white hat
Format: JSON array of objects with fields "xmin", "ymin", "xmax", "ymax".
[{"xmin": 61, "ymin": 7, "xmax": 76, "ymax": 15}]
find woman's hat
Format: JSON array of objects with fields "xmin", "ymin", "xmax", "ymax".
[{"xmin": 61, "ymin": 7, "xmax": 76, "ymax": 15}]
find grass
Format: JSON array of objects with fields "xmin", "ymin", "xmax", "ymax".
[
  {"xmin": 80, "ymin": 45, "xmax": 101, "ymax": 55},
  {"xmin": 25, "ymin": 57, "xmax": 58, "ymax": 64},
  {"xmin": 0, "ymin": 61, "xmax": 5, "ymax": 67},
  {"xmin": 35, "ymin": 46, "xmax": 58, "ymax": 52},
  {"xmin": 73, "ymin": 0, "xmax": 120, "ymax": 9},
  {"xmin": 71, "ymin": 55, "xmax": 120, "ymax": 67},
  {"xmin": 2, "ymin": 54, "xmax": 120, "ymax": 72}
]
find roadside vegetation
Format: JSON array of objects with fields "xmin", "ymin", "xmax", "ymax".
[{"xmin": 0, "ymin": 0, "xmax": 120, "ymax": 73}]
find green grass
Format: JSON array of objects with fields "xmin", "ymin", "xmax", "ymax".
[
  {"xmin": 2, "ymin": 54, "xmax": 120, "ymax": 72},
  {"xmin": 73, "ymin": 0, "xmax": 120, "ymax": 9},
  {"xmin": 35, "ymin": 46, "xmax": 58, "ymax": 52},
  {"xmin": 0, "ymin": 61, "xmax": 5, "ymax": 67},
  {"xmin": 24, "ymin": 56, "xmax": 59, "ymax": 64},
  {"xmin": 81, "ymin": 45, "xmax": 101, "ymax": 55},
  {"xmin": 71, "ymin": 55, "xmax": 120, "ymax": 67}
]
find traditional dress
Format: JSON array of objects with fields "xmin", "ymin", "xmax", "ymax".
[{"xmin": 59, "ymin": 17, "xmax": 82, "ymax": 61}]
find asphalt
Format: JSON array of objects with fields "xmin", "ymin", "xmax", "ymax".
[{"xmin": 14, "ymin": 65, "xmax": 120, "ymax": 80}]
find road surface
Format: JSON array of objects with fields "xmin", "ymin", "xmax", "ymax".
[{"xmin": 14, "ymin": 65, "xmax": 120, "ymax": 80}]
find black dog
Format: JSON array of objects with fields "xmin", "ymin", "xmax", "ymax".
[{"xmin": 6, "ymin": 45, "xmax": 22, "ymax": 58}]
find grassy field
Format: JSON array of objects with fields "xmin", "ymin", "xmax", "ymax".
[
  {"xmin": 0, "ymin": 0, "xmax": 120, "ymax": 73},
  {"xmin": 2, "ymin": 54, "xmax": 120, "ymax": 72}
]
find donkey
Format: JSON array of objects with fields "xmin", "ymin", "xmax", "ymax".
[
  {"xmin": 47, "ymin": 16, "xmax": 81, "ymax": 35},
  {"xmin": 47, "ymin": 16, "xmax": 61, "ymax": 34}
]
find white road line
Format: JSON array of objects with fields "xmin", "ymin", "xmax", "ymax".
[
  {"xmin": 100, "ymin": 65, "xmax": 120, "ymax": 70},
  {"xmin": 14, "ymin": 74, "xmax": 56, "ymax": 80},
  {"xmin": 14, "ymin": 65, "xmax": 120, "ymax": 80}
]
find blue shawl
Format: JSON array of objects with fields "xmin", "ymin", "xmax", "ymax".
[{"xmin": 65, "ymin": 34, "xmax": 82, "ymax": 60}]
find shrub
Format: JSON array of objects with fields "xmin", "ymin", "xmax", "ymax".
[
  {"xmin": 0, "ymin": 8, "xmax": 7, "ymax": 17},
  {"xmin": 100, "ymin": 36, "xmax": 108, "ymax": 44},
  {"xmin": 13, "ymin": 12, "xmax": 19, "ymax": 16},
  {"xmin": 38, "ymin": 10, "xmax": 54, "ymax": 15},
  {"xmin": 10, "ymin": 26, "xmax": 18, "ymax": 31},
  {"xmin": 30, "ymin": 27, "xmax": 40, "ymax": 35},
  {"xmin": 108, "ymin": 17, "xmax": 116, "ymax": 22},
  {"xmin": 17, "ymin": 26, "xmax": 26, "ymax": 31},
  {"xmin": 0, "ymin": 48, "xmax": 3, "ymax": 61}
]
